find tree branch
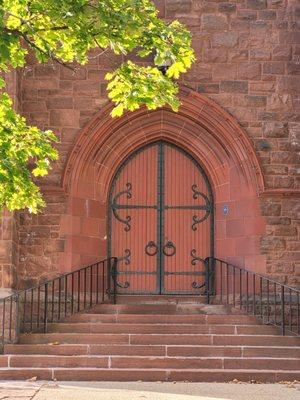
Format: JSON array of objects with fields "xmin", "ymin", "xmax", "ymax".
[{"xmin": 21, "ymin": 35, "xmax": 73, "ymax": 71}]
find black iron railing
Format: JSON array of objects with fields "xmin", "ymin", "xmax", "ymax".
[
  {"xmin": 206, "ymin": 257, "xmax": 300, "ymax": 336},
  {"xmin": 0, "ymin": 257, "xmax": 118, "ymax": 347}
]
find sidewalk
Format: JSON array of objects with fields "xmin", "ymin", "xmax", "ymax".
[{"xmin": 0, "ymin": 381, "xmax": 299, "ymax": 400}]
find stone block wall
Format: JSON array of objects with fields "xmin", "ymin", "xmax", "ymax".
[
  {"xmin": 0, "ymin": 210, "xmax": 18, "ymax": 291},
  {"xmin": 0, "ymin": 71, "xmax": 19, "ymax": 292},
  {"xmin": 17, "ymin": 191, "xmax": 67, "ymax": 288},
  {"xmin": 2, "ymin": 0, "xmax": 299, "ymax": 288},
  {"xmin": 261, "ymin": 196, "xmax": 299, "ymax": 284}
]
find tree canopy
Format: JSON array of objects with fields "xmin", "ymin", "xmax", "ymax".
[{"xmin": 0, "ymin": 0, "xmax": 195, "ymax": 212}]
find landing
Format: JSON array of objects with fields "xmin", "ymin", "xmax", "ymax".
[{"xmin": 106, "ymin": 295, "xmax": 239, "ymax": 315}]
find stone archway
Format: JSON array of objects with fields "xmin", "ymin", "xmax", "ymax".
[{"xmin": 60, "ymin": 86, "xmax": 266, "ymax": 275}]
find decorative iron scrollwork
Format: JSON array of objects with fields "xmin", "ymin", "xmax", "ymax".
[
  {"xmin": 190, "ymin": 249, "xmax": 204, "ymax": 266},
  {"xmin": 112, "ymin": 182, "xmax": 132, "ymax": 231},
  {"xmin": 115, "ymin": 279, "xmax": 130, "ymax": 289},
  {"xmin": 111, "ymin": 260, "xmax": 130, "ymax": 288},
  {"xmin": 192, "ymin": 215, "xmax": 201, "ymax": 231},
  {"xmin": 191, "ymin": 212, "xmax": 210, "ymax": 231},
  {"xmin": 145, "ymin": 241, "xmax": 158, "ymax": 256},
  {"xmin": 118, "ymin": 249, "xmax": 131, "ymax": 265},
  {"xmin": 191, "ymin": 184, "xmax": 211, "ymax": 231},
  {"xmin": 163, "ymin": 241, "xmax": 176, "ymax": 257},
  {"xmin": 191, "ymin": 249, "xmax": 205, "ymax": 289},
  {"xmin": 191, "ymin": 281, "xmax": 205, "ymax": 289},
  {"xmin": 192, "ymin": 184, "xmax": 206, "ymax": 201}
]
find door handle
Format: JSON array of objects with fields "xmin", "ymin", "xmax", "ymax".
[
  {"xmin": 145, "ymin": 241, "xmax": 158, "ymax": 256},
  {"xmin": 163, "ymin": 241, "xmax": 176, "ymax": 257}
]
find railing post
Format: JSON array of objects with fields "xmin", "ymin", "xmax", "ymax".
[
  {"xmin": 77, "ymin": 271, "xmax": 80, "ymax": 312},
  {"xmin": 90, "ymin": 265, "xmax": 93, "ymax": 308},
  {"xmin": 9, "ymin": 297, "xmax": 13, "ymax": 342},
  {"xmin": 296, "ymin": 293, "xmax": 300, "ymax": 335},
  {"xmin": 113, "ymin": 258, "xmax": 117, "ymax": 305},
  {"xmin": 106, "ymin": 259, "xmax": 111, "ymax": 303},
  {"xmin": 44, "ymin": 283, "xmax": 48, "ymax": 333},
  {"xmin": 58, "ymin": 278, "xmax": 61, "ymax": 321},
  {"xmin": 15, "ymin": 294, "xmax": 20, "ymax": 344},
  {"xmin": 2, "ymin": 299, "xmax": 6, "ymax": 349},
  {"xmin": 205, "ymin": 258, "xmax": 210, "ymax": 304},
  {"xmin": 281, "ymin": 285, "xmax": 285, "ymax": 336}
]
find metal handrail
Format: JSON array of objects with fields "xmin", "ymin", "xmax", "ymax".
[
  {"xmin": 0, "ymin": 257, "xmax": 118, "ymax": 347},
  {"xmin": 205, "ymin": 257, "xmax": 300, "ymax": 336}
]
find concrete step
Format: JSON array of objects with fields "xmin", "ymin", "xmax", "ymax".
[
  {"xmin": 0, "ymin": 368, "xmax": 299, "ymax": 382},
  {"xmin": 5, "ymin": 344, "xmax": 300, "ymax": 358},
  {"xmin": 45, "ymin": 323, "xmax": 280, "ymax": 335},
  {"xmin": 18, "ymin": 332, "xmax": 300, "ymax": 346},
  {"xmin": 66, "ymin": 313, "xmax": 261, "ymax": 325}
]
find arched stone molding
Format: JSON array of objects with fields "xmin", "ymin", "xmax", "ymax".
[
  {"xmin": 59, "ymin": 86, "xmax": 266, "ymax": 274},
  {"xmin": 63, "ymin": 86, "xmax": 265, "ymax": 198}
]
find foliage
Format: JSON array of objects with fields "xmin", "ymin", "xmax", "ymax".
[
  {"xmin": 0, "ymin": 0, "xmax": 195, "ymax": 212},
  {"xmin": 0, "ymin": 90, "xmax": 58, "ymax": 212}
]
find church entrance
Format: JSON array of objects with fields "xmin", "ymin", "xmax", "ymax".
[{"xmin": 108, "ymin": 141, "xmax": 214, "ymax": 295}]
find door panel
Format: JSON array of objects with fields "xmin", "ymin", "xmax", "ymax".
[
  {"xmin": 163, "ymin": 145, "xmax": 211, "ymax": 293},
  {"xmin": 109, "ymin": 145, "xmax": 158, "ymax": 293},
  {"xmin": 109, "ymin": 141, "xmax": 213, "ymax": 295},
  {"xmin": 163, "ymin": 209, "xmax": 210, "ymax": 293},
  {"xmin": 112, "ymin": 208, "xmax": 157, "ymax": 293}
]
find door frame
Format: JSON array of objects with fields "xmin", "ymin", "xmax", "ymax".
[{"xmin": 107, "ymin": 140, "xmax": 215, "ymax": 295}]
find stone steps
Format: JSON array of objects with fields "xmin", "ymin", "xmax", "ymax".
[{"xmin": 2, "ymin": 302, "xmax": 300, "ymax": 382}]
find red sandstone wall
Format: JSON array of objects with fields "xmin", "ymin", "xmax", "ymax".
[
  {"xmin": 0, "ymin": 72, "xmax": 19, "ymax": 290},
  {"xmin": 14, "ymin": 0, "xmax": 300, "ymax": 288}
]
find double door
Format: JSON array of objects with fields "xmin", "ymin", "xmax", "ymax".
[{"xmin": 108, "ymin": 141, "xmax": 213, "ymax": 294}]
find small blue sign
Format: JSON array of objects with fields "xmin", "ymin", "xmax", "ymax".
[{"xmin": 223, "ymin": 205, "xmax": 229, "ymax": 216}]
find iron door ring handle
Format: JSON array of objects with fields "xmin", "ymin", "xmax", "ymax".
[
  {"xmin": 145, "ymin": 241, "xmax": 158, "ymax": 256},
  {"xmin": 163, "ymin": 241, "xmax": 176, "ymax": 257}
]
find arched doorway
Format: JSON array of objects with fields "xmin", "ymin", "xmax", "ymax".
[
  {"xmin": 108, "ymin": 141, "xmax": 214, "ymax": 294},
  {"xmin": 61, "ymin": 87, "xmax": 266, "ymax": 281}
]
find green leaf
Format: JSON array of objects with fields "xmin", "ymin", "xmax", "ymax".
[
  {"xmin": 111, "ymin": 104, "xmax": 124, "ymax": 117},
  {"xmin": 0, "ymin": 0, "xmax": 195, "ymax": 212}
]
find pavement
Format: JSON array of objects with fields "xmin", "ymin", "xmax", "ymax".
[{"xmin": 0, "ymin": 381, "xmax": 299, "ymax": 400}]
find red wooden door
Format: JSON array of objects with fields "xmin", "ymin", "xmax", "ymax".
[{"xmin": 109, "ymin": 142, "xmax": 213, "ymax": 294}]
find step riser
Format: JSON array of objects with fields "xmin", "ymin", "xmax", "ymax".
[
  {"xmin": 6, "ymin": 356, "xmax": 300, "ymax": 370},
  {"xmin": 5, "ymin": 344, "xmax": 300, "ymax": 359},
  {"xmin": 131, "ymin": 335, "xmax": 299, "ymax": 346},
  {"xmin": 212, "ymin": 336, "xmax": 300, "ymax": 347},
  {"xmin": 67, "ymin": 314, "xmax": 259, "ymax": 325},
  {"xmin": 115, "ymin": 295, "xmax": 204, "ymax": 304},
  {"xmin": 91, "ymin": 304, "xmax": 232, "ymax": 315},
  {"xmin": 19, "ymin": 334, "xmax": 129, "ymax": 345},
  {"xmin": 0, "ymin": 369, "xmax": 299, "ymax": 382},
  {"xmin": 19, "ymin": 333, "xmax": 300, "ymax": 346},
  {"xmin": 45, "ymin": 323, "xmax": 278, "ymax": 335},
  {"xmin": 5, "ymin": 344, "xmax": 166, "ymax": 356},
  {"xmin": 243, "ymin": 347, "xmax": 300, "ymax": 358},
  {"xmin": 167, "ymin": 346, "xmax": 300, "ymax": 359}
]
